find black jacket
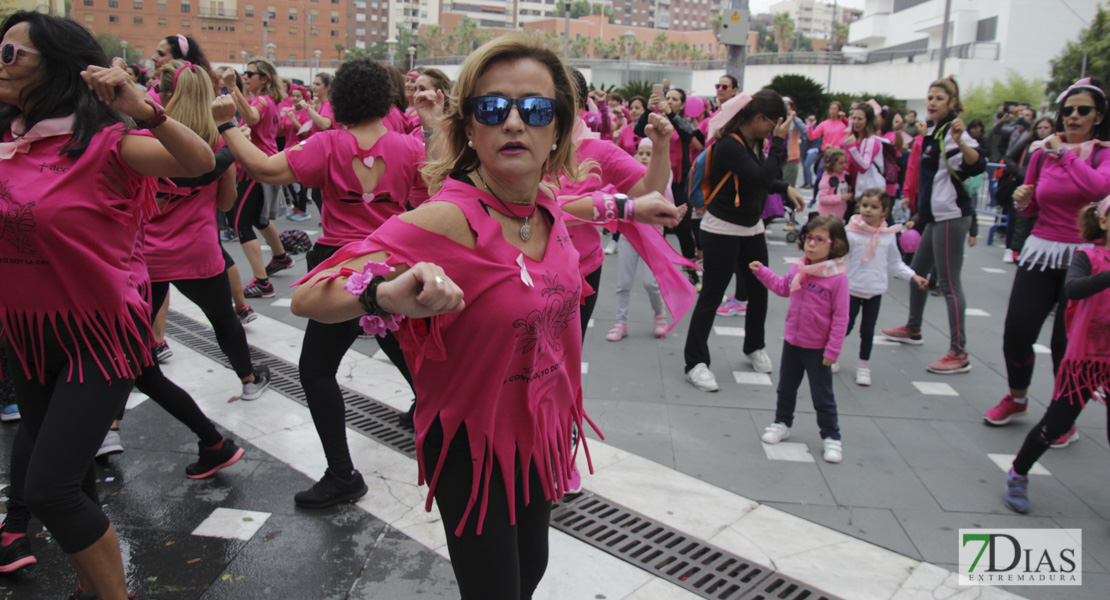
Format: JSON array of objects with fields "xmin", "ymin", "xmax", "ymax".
[{"xmin": 704, "ymin": 132, "xmax": 788, "ymax": 227}]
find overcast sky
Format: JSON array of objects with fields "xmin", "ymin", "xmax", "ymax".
[{"xmin": 749, "ymin": 0, "xmax": 866, "ymax": 14}]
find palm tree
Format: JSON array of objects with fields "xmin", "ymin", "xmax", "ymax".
[
  {"xmin": 772, "ymin": 12, "xmax": 794, "ymax": 53},
  {"xmin": 334, "ymin": 43, "xmax": 345, "ymax": 63}
]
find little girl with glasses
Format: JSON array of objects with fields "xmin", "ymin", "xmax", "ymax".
[{"xmin": 749, "ymin": 214, "xmax": 850, "ymax": 463}]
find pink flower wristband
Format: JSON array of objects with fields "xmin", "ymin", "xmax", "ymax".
[{"xmin": 314, "ymin": 261, "xmax": 404, "ymax": 337}]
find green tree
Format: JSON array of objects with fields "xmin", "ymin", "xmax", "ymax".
[
  {"xmin": 334, "ymin": 43, "xmax": 345, "ymax": 63},
  {"xmin": 772, "ymin": 12, "xmax": 794, "ymax": 53},
  {"xmin": 768, "ymin": 74, "xmax": 825, "ymax": 119},
  {"xmin": 97, "ymin": 32, "xmax": 124, "ymax": 60},
  {"xmin": 962, "ymin": 70, "xmax": 1047, "ymax": 126},
  {"xmin": 570, "ymin": 0, "xmax": 591, "ymax": 18},
  {"xmin": 832, "ymin": 22, "xmax": 850, "ymax": 52},
  {"xmin": 1047, "ymin": 4, "xmax": 1110, "ymax": 101},
  {"xmin": 617, "ymin": 80, "xmax": 655, "ymax": 100}
]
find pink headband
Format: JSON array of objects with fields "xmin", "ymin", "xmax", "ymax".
[
  {"xmin": 866, "ymin": 98, "xmax": 883, "ymax": 116},
  {"xmin": 290, "ymin": 83, "xmax": 308, "ymax": 98},
  {"xmin": 406, "ymin": 72, "xmax": 419, "ymax": 79},
  {"xmin": 706, "ymin": 92, "xmax": 752, "ymax": 140},
  {"xmin": 172, "ymin": 61, "xmax": 196, "ymax": 89},
  {"xmin": 1098, "ymin": 196, "xmax": 1110, "ymax": 217},
  {"xmin": 638, "ymin": 137, "xmax": 653, "ymax": 148},
  {"xmin": 175, "ymin": 34, "xmax": 189, "ymax": 59},
  {"xmin": 1057, "ymin": 77, "xmax": 1107, "ymax": 105}
]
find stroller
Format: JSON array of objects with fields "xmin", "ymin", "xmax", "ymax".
[{"xmin": 762, "ymin": 192, "xmax": 805, "ymax": 244}]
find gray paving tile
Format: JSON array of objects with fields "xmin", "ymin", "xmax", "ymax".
[
  {"xmin": 765, "ymin": 503, "xmax": 921, "ymax": 561},
  {"xmin": 915, "ymin": 467, "xmax": 1100, "ymax": 518},
  {"xmin": 893, "ymin": 507, "xmax": 1061, "ymax": 566},
  {"xmin": 581, "ymin": 400, "xmax": 676, "ymax": 468},
  {"xmin": 348, "ymin": 527, "xmax": 457, "ymax": 600},
  {"xmin": 874, "ymin": 417, "xmax": 995, "ymax": 470},
  {"xmin": 1051, "ymin": 516, "xmax": 1110, "ymax": 574}
]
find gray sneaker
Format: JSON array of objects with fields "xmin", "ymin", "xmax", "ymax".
[
  {"xmin": 241, "ymin": 365, "xmax": 271, "ymax": 401},
  {"xmin": 97, "ymin": 429, "xmax": 123, "ymax": 457}
]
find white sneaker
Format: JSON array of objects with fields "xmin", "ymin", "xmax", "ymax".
[
  {"xmin": 747, "ymin": 349, "xmax": 773, "ymax": 373},
  {"xmin": 830, "ymin": 362, "xmax": 840, "ymax": 373},
  {"xmin": 855, "ymin": 366, "xmax": 871, "ymax": 386},
  {"xmin": 604, "ymin": 240, "xmax": 618, "ymax": 255},
  {"xmin": 823, "ymin": 438, "xmax": 843, "ymax": 463},
  {"xmin": 685, "ymin": 363, "xmax": 719, "ymax": 392},
  {"xmin": 1002, "ymin": 249, "xmax": 1015, "ymax": 264},
  {"xmin": 761, "ymin": 422, "xmax": 791, "ymax": 444},
  {"xmin": 97, "ymin": 429, "xmax": 124, "ymax": 457}
]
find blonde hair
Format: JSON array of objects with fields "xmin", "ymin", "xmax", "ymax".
[
  {"xmin": 159, "ymin": 60, "xmax": 218, "ymax": 147},
  {"xmin": 422, "ymin": 34, "xmax": 579, "ymax": 195},
  {"xmin": 248, "ymin": 58, "xmax": 286, "ymax": 102},
  {"xmin": 929, "ymin": 75, "xmax": 964, "ymax": 114}
]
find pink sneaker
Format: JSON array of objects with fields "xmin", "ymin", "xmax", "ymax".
[
  {"xmin": 1050, "ymin": 426, "xmax": 1079, "ymax": 449},
  {"xmin": 927, "ymin": 351, "xmax": 971, "ymax": 374},
  {"xmin": 984, "ymin": 394, "xmax": 1028, "ymax": 426},
  {"xmin": 565, "ymin": 464, "xmax": 583, "ymax": 494},
  {"xmin": 653, "ymin": 314, "xmax": 668, "ymax": 338},
  {"xmin": 605, "ymin": 323, "xmax": 627, "ymax": 342},
  {"xmin": 881, "ymin": 325, "xmax": 923, "ymax": 345}
]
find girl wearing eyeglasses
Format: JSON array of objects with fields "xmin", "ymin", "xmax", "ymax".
[
  {"xmin": 984, "ymin": 78, "xmax": 1110, "ymax": 429},
  {"xmin": 289, "ymin": 35, "xmax": 684, "ymax": 599},
  {"xmin": 0, "ymin": 12, "xmax": 214, "ymax": 599}
]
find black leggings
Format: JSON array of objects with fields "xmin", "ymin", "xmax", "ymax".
[
  {"xmin": 684, "ymin": 231, "xmax": 769, "ymax": 370},
  {"xmin": 6, "ymin": 330, "xmax": 134, "ymax": 554},
  {"xmin": 300, "ymin": 243, "xmax": 415, "ymax": 475},
  {"xmin": 1002, "ymin": 265, "xmax": 1069, "ymax": 390},
  {"xmin": 152, "ymin": 273, "xmax": 253, "ymax": 379},
  {"xmin": 423, "ymin": 420, "xmax": 551, "ymax": 600},
  {"xmin": 233, "ymin": 178, "xmax": 268, "ymax": 243},
  {"xmin": 1013, "ymin": 392, "xmax": 1108, "ymax": 475},
  {"xmin": 132, "ymin": 361, "xmax": 222, "ymax": 447},
  {"xmin": 294, "ymin": 187, "xmax": 322, "ymax": 213},
  {"xmin": 669, "ymin": 180, "xmax": 697, "ymax": 260},
  {"xmin": 846, "ymin": 294, "xmax": 882, "ymax": 361},
  {"xmin": 579, "ymin": 266, "xmax": 602, "ymax": 341}
]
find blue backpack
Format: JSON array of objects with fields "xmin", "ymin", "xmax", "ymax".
[{"xmin": 687, "ymin": 133, "xmax": 742, "ymax": 210}]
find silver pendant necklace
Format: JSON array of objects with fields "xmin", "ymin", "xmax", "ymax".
[{"xmin": 474, "ymin": 169, "xmax": 537, "ymax": 242}]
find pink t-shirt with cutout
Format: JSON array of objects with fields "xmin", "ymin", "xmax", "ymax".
[
  {"xmin": 286, "ymin": 128, "xmax": 429, "ymax": 247},
  {"xmin": 248, "ymin": 94, "xmax": 280, "ymax": 156},
  {"xmin": 0, "ymin": 124, "xmax": 156, "ymax": 382},
  {"xmin": 557, "ymin": 138, "xmax": 645, "ymax": 275},
  {"xmin": 298, "ymin": 176, "xmax": 597, "ymax": 536}
]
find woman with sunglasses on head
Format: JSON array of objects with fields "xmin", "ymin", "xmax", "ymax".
[
  {"xmin": 290, "ymin": 35, "xmax": 683, "ymax": 599},
  {"xmin": 216, "ymin": 57, "xmax": 427, "ymax": 509},
  {"xmin": 0, "ymin": 12, "xmax": 214, "ymax": 599},
  {"xmin": 150, "ymin": 33, "xmax": 217, "ymax": 98},
  {"xmin": 983, "ymin": 78, "xmax": 1110, "ymax": 429},
  {"xmin": 220, "ymin": 58, "xmax": 293, "ymax": 300}
]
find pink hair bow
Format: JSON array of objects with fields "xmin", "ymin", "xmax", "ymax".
[
  {"xmin": 175, "ymin": 34, "xmax": 189, "ymax": 58},
  {"xmin": 1056, "ymin": 77, "xmax": 1107, "ymax": 105},
  {"xmin": 706, "ymin": 92, "xmax": 752, "ymax": 140},
  {"xmin": 866, "ymin": 98, "xmax": 883, "ymax": 116}
]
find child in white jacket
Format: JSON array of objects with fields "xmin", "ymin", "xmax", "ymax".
[{"xmin": 844, "ymin": 189, "xmax": 929, "ymax": 385}]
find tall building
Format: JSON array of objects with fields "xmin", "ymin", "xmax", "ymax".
[
  {"xmin": 347, "ymin": 0, "xmax": 442, "ymax": 50},
  {"xmin": 610, "ymin": 0, "xmax": 721, "ymax": 31},
  {"xmin": 768, "ymin": 0, "xmax": 862, "ymax": 40}
]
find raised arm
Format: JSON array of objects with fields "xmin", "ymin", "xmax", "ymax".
[
  {"xmin": 220, "ymin": 69, "xmax": 260, "ymax": 125},
  {"xmin": 213, "ymin": 95, "xmax": 296, "ymax": 185},
  {"xmin": 625, "ymin": 112, "xmax": 673, "ymax": 197}
]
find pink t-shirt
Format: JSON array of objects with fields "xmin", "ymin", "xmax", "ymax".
[
  {"xmin": 1022, "ymin": 147, "xmax": 1110, "ymax": 244},
  {"xmin": 282, "ymin": 107, "xmax": 310, "ymax": 142},
  {"xmin": 0, "ymin": 124, "xmax": 155, "ymax": 382},
  {"xmin": 145, "ymin": 144, "xmax": 226, "ymax": 282},
  {"xmin": 383, "ymin": 106, "xmax": 410, "ymax": 134},
  {"xmin": 248, "ymin": 94, "xmax": 280, "ymax": 156},
  {"xmin": 557, "ymin": 138, "xmax": 645, "ymax": 275},
  {"xmin": 298, "ymin": 176, "xmax": 594, "ymax": 535},
  {"xmin": 286, "ymin": 128, "xmax": 429, "ymax": 247},
  {"xmin": 810, "ymin": 118, "xmax": 849, "ymax": 151},
  {"xmin": 309, "ymin": 100, "xmax": 335, "ymax": 136},
  {"xmin": 615, "ymin": 124, "xmax": 641, "ymax": 156},
  {"xmin": 817, "ymin": 171, "xmax": 849, "ymax": 219}
]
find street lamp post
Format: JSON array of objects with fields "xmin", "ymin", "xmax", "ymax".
[
  {"xmin": 622, "ymin": 30, "xmax": 636, "ymax": 85},
  {"xmin": 262, "ymin": 12, "xmax": 270, "ymax": 62},
  {"xmin": 386, "ymin": 37, "xmax": 397, "ymax": 67},
  {"xmin": 240, "ymin": 50, "xmax": 249, "ymax": 70},
  {"xmin": 564, "ymin": 1, "xmax": 571, "ymax": 58},
  {"xmin": 407, "ymin": 45, "xmax": 416, "ymax": 71},
  {"xmin": 120, "ymin": 40, "xmax": 128, "ymax": 63},
  {"xmin": 266, "ymin": 43, "xmax": 276, "ymax": 62}
]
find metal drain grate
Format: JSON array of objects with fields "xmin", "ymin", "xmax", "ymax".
[{"xmin": 165, "ymin": 309, "xmax": 838, "ymax": 600}]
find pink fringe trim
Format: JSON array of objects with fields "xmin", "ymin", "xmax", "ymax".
[{"xmin": 1053, "ymin": 359, "xmax": 1110, "ymax": 407}]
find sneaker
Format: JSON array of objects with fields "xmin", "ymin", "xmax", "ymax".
[
  {"xmin": 927, "ymin": 351, "xmax": 971, "ymax": 374},
  {"xmin": 397, "ymin": 401, "xmax": 415, "ymax": 430},
  {"xmin": 154, "ymin": 339, "xmax": 172, "ymax": 363},
  {"xmin": 929, "ymin": 284, "xmax": 942, "ymax": 297},
  {"xmin": 295, "ymin": 468, "xmax": 369, "ymax": 508},
  {"xmin": 284, "ymin": 209, "xmax": 297, "ymax": 219},
  {"xmin": 684, "ymin": 267, "xmax": 700, "ymax": 289},
  {"xmin": 0, "ymin": 403, "xmax": 19, "ymax": 422},
  {"xmin": 1004, "ymin": 468, "xmax": 1030, "ymax": 513},
  {"xmin": 289, "ymin": 210, "xmax": 313, "ymax": 222},
  {"xmin": 716, "ymin": 297, "xmax": 748, "ymax": 317},
  {"xmin": 603, "ymin": 240, "xmax": 618, "ymax": 255},
  {"xmin": 823, "ymin": 438, "xmax": 843, "ymax": 463},
  {"xmin": 236, "ymin": 304, "xmax": 258, "ymax": 324},
  {"xmin": 565, "ymin": 464, "xmax": 583, "ymax": 495},
  {"xmin": 881, "ymin": 325, "xmax": 923, "ymax": 345},
  {"xmin": 653, "ymin": 314, "xmax": 668, "ymax": 338},
  {"xmin": 241, "ymin": 365, "xmax": 271, "ymax": 401},
  {"xmin": 605, "ymin": 323, "xmax": 627, "ymax": 342},
  {"xmin": 1050, "ymin": 426, "xmax": 1079, "ymax": 449},
  {"xmin": 855, "ymin": 366, "xmax": 872, "ymax": 386},
  {"xmin": 984, "ymin": 394, "xmax": 1027, "ymax": 426},
  {"xmin": 243, "ymin": 278, "xmax": 275, "ymax": 299},
  {"xmin": 761, "ymin": 422, "xmax": 791, "ymax": 444},
  {"xmin": 830, "ymin": 362, "xmax": 840, "ymax": 374},
  {"xmin": 96, "ymin": 429, "xmax": 123, "ymax": 457},
  {"xmin": 219, "ymin": 228, "xmax": 238, "ymax": 242},
  {"xmin": 1002, "ymin": 249, "xmax": 1015, "ymax": 264},
  {"xmin": 265, "ymin": 253, "xmax": 294, "ymax": 276},
  {"xmin": 186, "ymin": 438, "xmax": 245, "ymax": 479},
  {"xmin": 0, "ymin": 532, "xmax": 36, "ymax": 573},
  {"xmin": 746, "ymin": 349, "xmax": 773, "ymax": 374},
  {"xmin": 685, "ymin": 363, "xmax": 719, "ymax": 392}
]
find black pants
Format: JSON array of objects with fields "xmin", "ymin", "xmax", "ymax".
[
  {"xmin": 233, "ymin": 178, "xmax": 268, "ymax": 243},
  {"xmin": 151, "ymin": 274, "xmax": 253, "ymax": 380},
  {"xmin": 846, "ymin": 294, "xmax": 882, "ymax": 361},
  {"xmin": 669, "ymin": 180, "xmax": 697, "ymax": 260},
  {"xmin": 6, "ymin": 328, "xmax": 134, "ymax": 554},
  {"xmin": 1012, "ymin": 392, "xmax": 1107, "ymax": 475},
  {"xmin": 294, "ymin": 187, "xmax": 322, "ymax": 213},
  {"xmin": 423, "ymin": 420, "xmax": 551, "ymax": 600},
  {"xmin": 579, "ymin": 266, "xmax": 602, "ymax": 341},
  {"xmin": 684, "ymin": 231, "xmax": 768, "ymax": 370},
  {"xmin": 775, "ymin": 340, "xmax": 840, "ymax": 440},
  {"xmin": 1002, "ymin": 265, "xmax": 1068, "ymax": 390},
  {"xmin": 300, "ymin": 243, "xmax": 415, "ymax": 475}
]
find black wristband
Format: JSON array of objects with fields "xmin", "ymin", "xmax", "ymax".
[
  {"xmin": 217, "ymin": 121, "xmax": 237, "ymax": 133},
  {"xmin": 357, "ymin": 275, "xmax": 390, "ymax": 317}
]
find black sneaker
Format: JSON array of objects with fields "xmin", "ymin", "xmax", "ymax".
[
  {"xmin": 295, "ymin": 469, "xmax": 369, "ymax": 508},
  {"xmin": 154, "ymin": 339, "xmax": 173, "ymax": 363},
  {"xmin": 236, "ymin": 304, "xmax": 258, "ymax": 324},
  {"xmin": 0, "ymin": 531, "xmax": 36, "ymax": 573},
  {"xmin": 243, "ymin": 278, "xmax": 275, "ymax": 299},
  {"xmin": 265, "ymin": 253, "xmax": 294, "ymax": 276},
  {"xmin": 241, "ymin": 365, "xmax": 271, "ymax": 401},
  {"xmin": 397, "ymin": 401, "xmax": 415, "ymax": 430},
  {"xmin": 186, "ymin": 438, "xmax": 245, "ymax": 479}
]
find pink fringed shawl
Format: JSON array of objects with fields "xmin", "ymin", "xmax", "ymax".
[{"xmin": 1054, "ymin": 246, "xmax": 1110, "ymax": 405}]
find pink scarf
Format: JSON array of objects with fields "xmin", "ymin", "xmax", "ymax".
[
  {"xmin": 0, "ymin": 115, "xmax": 76, "ymax": 160},
  {"xmin": 1054, "ymin": 246, "xmax": 1110, "ymax": 405},
  {"xmin": 787, "ymin": 256, "xmax": 847, "ymax": 292},
  {"xmin": 1030, "ymin": 135, "xmax": 1110, "ymax": 163},
  {"xmin": 845, "ymin": 214, "xmax": 902, "ymax": 263}
]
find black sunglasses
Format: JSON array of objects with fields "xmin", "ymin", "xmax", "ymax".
[
  {"xmin": 715, "ymin": 83, "xmax": 732, "ymax": 90},
  {"xmin": 470, "ymin": 95, "xmax": 556, "ymax": 127},
  {"xmin": 243, "ymin": 70, "xmax": 259, "ymax": 78},
  {"xmin": 1, "ymin": 42, "xmax": 40, "ymax": 65},
  {"xmin": 1061, "ymin": 105, "xmax": 1096, "ymax": 117}
]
